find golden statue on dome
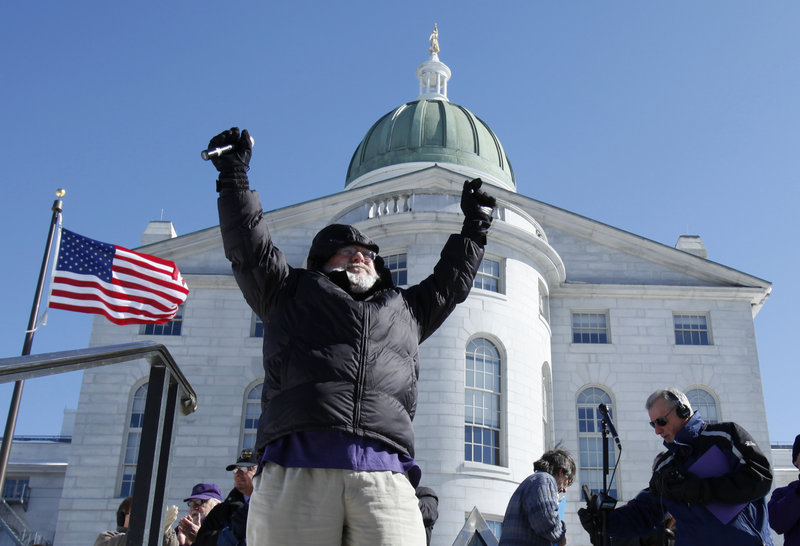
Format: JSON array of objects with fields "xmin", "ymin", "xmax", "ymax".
[{"xmin": 429, "ymin": 23, "xmax": 440, "ymax": 55}]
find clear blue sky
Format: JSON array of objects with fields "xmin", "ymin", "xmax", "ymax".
[{"xmin": 1, "ymin": 2, "xmax": 797, "ymax": 443}]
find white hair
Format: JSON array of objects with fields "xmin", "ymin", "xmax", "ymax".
[{"xmin": 645, "ymin": 388, "xmax": 692, "ymax": 414}]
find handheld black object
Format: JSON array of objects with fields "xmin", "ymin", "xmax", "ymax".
[
  {"xmin": 598, "ymin": 403, "xmax": 622, "ymax": 451},
  {"xmin": 201, "ymin": 136, "xmax": 255, "ymax": 160},
  {"xmin": 581, "ymin": 485, "xmax": 617, "ymax": 546}
]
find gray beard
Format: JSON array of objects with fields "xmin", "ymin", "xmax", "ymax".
[{"xmin": 325, "ymin": 265, "xmax": 378, "ymax": 294}]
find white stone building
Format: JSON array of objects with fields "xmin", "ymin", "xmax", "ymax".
[{"xmin": 5, "ymin": 37, "xmax": 774, "ymax": 546}]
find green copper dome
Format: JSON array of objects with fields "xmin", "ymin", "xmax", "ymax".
[{"xmin": 345, "ymin": 99, "xmax": 516, "ymax": 190}]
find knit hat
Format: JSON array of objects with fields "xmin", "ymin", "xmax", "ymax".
[{"xmin": 306, "ymin": 224, "xmax": 379, "ymax": 271}]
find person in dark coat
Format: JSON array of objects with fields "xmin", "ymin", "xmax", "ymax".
[
  {"xmin": 207, "ymin": 127, "xmax": 496, "ymax": 545},
  {"xmin": 416, "ymin": 486, "xmax": 439, "ymax": 545},
  {"xmin": 768, "ymin": 434, "xmax": 800, "ymax": 545},
  {"xmin": 195, "ymin": 449, "xmax": 257, "ymax": 546},
  {"xmin": 580, "ymin": 388, "xmax": 773, "ymax": 546}
]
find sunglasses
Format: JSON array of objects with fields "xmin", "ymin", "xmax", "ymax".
[
  {"xmin": 231, "ymin": 465, "xmax": 254, "ymax": 474},
  {"xmin": 336, "ymin": 247, "xmax": 377, "ymax": 262},
  {"xmin": 186, "ymin": 499, "xmax": 208, "ymax": 509},
  {"xmin": 649, "ymin": 406, "xmax": 676, "ymax": 429}
]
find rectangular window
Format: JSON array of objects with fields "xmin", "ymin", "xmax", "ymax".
[
  {"xmin": 473, "ymin": 258, "xmax": 501, "ymax": 293},
  {"xmin": 252, "ymin": 314, "xmax": 264, "ymax": 338},
  {"xmin": 2, "ymin": 478, "xmax": 30, "ymax": 506},
  {"xmin": 383, "ymin": 253, "xmax": 408, "ymax": 286},
  {"xmin": 140, "ymin": 306, "xmax": 184, "ymax": 336},
  {"xmin": 486, "ymin": 520, "xmax": 503, "ymax": 541},
  {"xmin": 572, "ymin": 312, "xmax": 609, "ymax": 344},
  {"xmin": 674, "ymin": 314, "xmax": 711, "ymax": 345}
]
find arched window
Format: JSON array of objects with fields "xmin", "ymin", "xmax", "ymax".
[
  {"xmin": 686, "ymin": 388, "xmax": 718, "ymax": 424},
  {"xmin": 577, "ymin": 387, "xmax": 618, "ymax": 497},
  {"xmin": 465, "ymin": 338, "xmax": 502, "ymax": 466},
  {"xmin": 241, "ymin": 383, "xmax": 263, "ymax": 452},
  {"xmin": 119, "ymin": 382, "xmax": 148, "ymax": 498}
]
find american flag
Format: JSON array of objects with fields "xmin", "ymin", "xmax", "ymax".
[{"xmin": 49, "ymin": 229, "xmax": 189, "ymax": 325}]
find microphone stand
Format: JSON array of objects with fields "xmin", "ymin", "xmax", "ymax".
[{"xmin": 600, "ymin": 420, "xmax": 611, "ymax": 546}]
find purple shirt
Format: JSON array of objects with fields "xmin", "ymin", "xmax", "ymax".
[{"xmin": 262, "ymin": 430, "xmax": 421, "ymax": 487}]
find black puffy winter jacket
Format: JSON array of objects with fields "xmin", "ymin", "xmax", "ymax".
[{"xmin": 218, "ymin": 189, "xmax": 485, "ymax": 459}]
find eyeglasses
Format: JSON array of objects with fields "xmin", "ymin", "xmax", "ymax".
[
  {"xmin": 335, "ymin": 247, "xmax": 376, "ymax": 262},
  {"xmin": 186, "ymin": 499, "xmax": 208, "ymax": 509},
  {"xmin": 231, "ymin": 465, "xmax": 254, "ymax": 474},
  {"xmin": 649, "ymin": 406, "xmax": 676, "ymax": 429}
]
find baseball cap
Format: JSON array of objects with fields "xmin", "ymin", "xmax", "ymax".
[
  {"xmin": 183, "ymin": 483, "xmax": 222, "ymax": 502},
  {"xmin": 226, "ymin": 449, "xmax": 257, "ymax": 471}
]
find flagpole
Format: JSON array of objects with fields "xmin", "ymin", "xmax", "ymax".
[{"xmin": 0, "ymin": 190, "xmax": 65, "ymax": 495}]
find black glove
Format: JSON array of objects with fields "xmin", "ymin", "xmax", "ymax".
[
  {"xmin": 661, "ymin": 473, "xmax": 706, "ymax": 504},
  {"xmin": 208, "ymin": 127, "xmax": 253, "ymax": 192},
  {"xmin": 460, "ymin": 178, "xmax": 496, "ymax": 245},
  {"xmin": 651, "ymin": 467, "xmax": 706, "ymax": 504}
]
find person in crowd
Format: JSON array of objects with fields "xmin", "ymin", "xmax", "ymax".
[
  {"xmin": 195, "ymin": 449, "xmax": 257, "ymax": 546},
  {"xmin": 94, "ymin": 496, "xmax": 179, "ymax": 546},
  {"xmin": 207, "ymin": 127, "xmax": 495, "ymax": 545},
  {"xmin": 768, "ymin": 434, "xmax": 800, "ymax": 545},
  {"xmin": 178, "ymin": 483, "xmax": 223, "ymax": 545},
  {"xmin": 579, "ymin": 388, "xmax": 773, "ymax": 545},
  {"xmin": 416, "ymin": 485, "xmax": 439, "ymax": 545},
  {"xmin": 499, "ymin": 448, "xmax": 575, "ymax": 545}
]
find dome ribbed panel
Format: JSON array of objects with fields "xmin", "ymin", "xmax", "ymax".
[
  {"xmin": 389, "ymin": 104, "xmax": 413, "ymax": 151},
  {"xmin": 345, "ymin": 100, "xmax": 516, "ymax": 190},
  {"xmin": 420, "ymin": 100, "xmax": 445, "ymax": 148},
  {"xmin": 474, "ymin": 115, "xmax": 501, "ymax": 168},
  {"xmin": 450, "ymin": 104, "xmax": 476, "ymax": 155}
]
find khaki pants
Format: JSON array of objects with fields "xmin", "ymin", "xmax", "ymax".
[{"xmin": 246, "ymin": 463, "xmax": 427, "ymax": 546}]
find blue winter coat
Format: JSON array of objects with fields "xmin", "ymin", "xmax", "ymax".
[
  {"xmin": 608, "ymin": 413, "xmax": 773, "ymax": 545},
  {"xmin": 768, "ymin": 478, "xmax": 800, "ymax": 545}
]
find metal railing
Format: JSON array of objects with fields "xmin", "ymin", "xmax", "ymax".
[
  {"xmin": 0, "ymin": 341, "xmax": 197, "ymax": 545},
  {"xmin": 0, "ymin": 497, "xmax": 48, "ymax": 546}
]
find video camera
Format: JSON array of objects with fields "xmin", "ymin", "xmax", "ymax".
[
  {"xmin": 582, "ymin": 484, "xmax": 617, "ymax": 512},
  {"xmin": 580, "ymin": 485, "xmax": 617, "ymax": 546}
]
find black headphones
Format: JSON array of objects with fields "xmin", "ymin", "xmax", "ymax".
[{"xmin": 666, "ymin": 389, "xmax": 691, "ymax": 419}]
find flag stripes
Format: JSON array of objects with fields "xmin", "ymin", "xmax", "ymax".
[{"xmin": 49, "ymin": 229, "xmax": 189, "ymax": 325}]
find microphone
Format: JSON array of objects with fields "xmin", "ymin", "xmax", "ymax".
[
  {"xmin": 201, "ymin": 136, "xmax": 255, "ymax": 161},
  {"xmin": 598, "ymin": 403, "xmax": 622, "ymax": 451}
]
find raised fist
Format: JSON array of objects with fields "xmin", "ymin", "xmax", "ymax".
[
  {"xmin": 460, "ymin": 178, "xmax": 496, "ymax": 245},
  {"xmin": 460, "ymin": 178, "xmax": 496, "ymax": 222},
  {"xmin": 208, "ymin": 127, "xmax": 252, "ymax": 177}
]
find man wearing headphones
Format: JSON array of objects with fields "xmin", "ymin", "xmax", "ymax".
[{"xmin": 580, "ymin": 388, "xmax": 774, "ymax": 545}]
